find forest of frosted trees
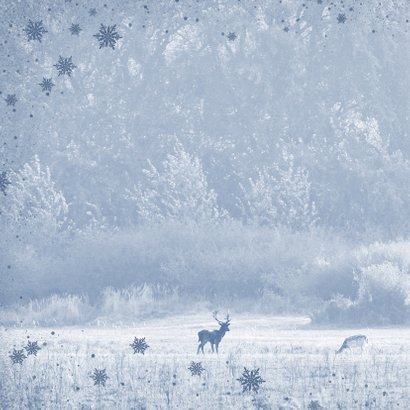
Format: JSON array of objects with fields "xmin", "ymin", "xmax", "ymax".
[{"xmin": 1, "ymin": 0, "xmax": 410, "ymax": 325}]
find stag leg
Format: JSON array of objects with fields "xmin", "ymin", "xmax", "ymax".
[
  {"xmin": 215, "ymin": 343, "xmax": 219, "ymax": 353},
  {"xmin": 211, "ymin": 343, "xmax": 214, "ymax": 353}
]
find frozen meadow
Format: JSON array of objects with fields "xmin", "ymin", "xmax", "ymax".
[
  {"xmin": 1, "ymin": 315, "xmax": 410, "ymax": 409},
  {"xmin": 2, "ymin": 1, "xmax": 410, "ymax": 408}
]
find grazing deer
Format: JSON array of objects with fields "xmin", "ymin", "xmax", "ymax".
[
  {"xmin": 197, "ymin": 312, "xmax": 231, "ymax": 354},
  {"xmin": 336, "ymin": 335, "xmax": 368, "ymax": 354}
]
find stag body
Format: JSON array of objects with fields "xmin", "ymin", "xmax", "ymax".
[{"xmin": 197, "ymin": 313, "xmax": 230, "ymax": 354}]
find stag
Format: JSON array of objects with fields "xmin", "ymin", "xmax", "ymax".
[
  {"xmin": 336, "ymin": 335, "xmax": 368, "ymax": 354},
  {"xmin": 197, "ymin": 312, "xmax": 231, "ymax": 354}
]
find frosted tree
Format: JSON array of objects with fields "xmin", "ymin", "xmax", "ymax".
[
  {"xmin": 239, "ymin": 158, "xmax": 317, "ymax": 231},
  {"xmin": 273, "ymin": 157, "xmax": 318, "ymax": 231},
  {"xmin": 321, "ymin": 105, "xmax": 410, "ymax": 234},
  {"xmin": 238, "ymin": 168, "xmax": 277, "ymax": 227},
  {"xmin": 0, "ymin": 155, "xmax": 69, "ymax": 235},
  {"xmin": 331, "ymin": 107, "xmax": 390, "ymax": 166},
  {"xmin": 127, "ymin": 142, "xmax": 223, "ymax": 224}
]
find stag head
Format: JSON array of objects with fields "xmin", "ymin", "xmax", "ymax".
[{"xmin": 213, "ymin": 311, "xmax": 231, "ymax": 331}]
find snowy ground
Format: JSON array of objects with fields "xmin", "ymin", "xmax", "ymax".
[{"xmin": 1, "ymin": 315, "xmax": 410, "ymax": 409}]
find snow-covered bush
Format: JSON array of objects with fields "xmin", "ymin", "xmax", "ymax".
[
  {"xmin": 100, "ymin": 284, "xmax": 180, "ymax": 320},
  {"xmin": 0, "ymin": 284, "xmax": 182, "ymax": 326},
  {"xmin": 0, "ymin": 221, "xmax": 334, "ymax": 307},
  {"xmin": 313, "ymin": 256, "xmax": 410, "ymax": 326}
]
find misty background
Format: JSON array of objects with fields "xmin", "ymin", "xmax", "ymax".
[{"xmin": 1, "ymin": 0, "xmax": 410, "ymax": 326}]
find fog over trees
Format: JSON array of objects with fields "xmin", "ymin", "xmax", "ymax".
[{"xmin": 1, "ymin": 0, "xmax": 410, "ymax": 325}]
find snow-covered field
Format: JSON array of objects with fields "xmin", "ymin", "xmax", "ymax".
[{"xmin": 1, "ymin": 315, "xmax": 410, "ymax": 409}]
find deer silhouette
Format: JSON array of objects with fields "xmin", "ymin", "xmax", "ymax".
[
  {"xmin": 197, "ymin": 312, "xmax": 230, "ymax": 354},
  {"xmin": 336, "ymin": 335, "xmax": 368, "ymax": 354}
]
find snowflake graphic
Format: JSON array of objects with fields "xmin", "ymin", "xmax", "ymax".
[
  {"xmin": 337, "ymin": 13, "xmax": 347, "ymax": 24},
  {"xmin": 227, "ymin": 32, "xmax": 237, "ymax": 41},
  {"xmin": 94, "ymin": 24, "xmax": 122, "ymax": 49},
  {"xmin": 10, "ymin": 349, "xmax": 26, "ymax": 365},
  {"xmin": 308, "ymin": 400, "xmax": 325, "ymax": 410},
  {"xmin": 89, "ymin": 8, "xmax": 97, "ymax": 17},
  {"xmin": 39, "ymin": 78, "xmax": 55, "ymax": 93},
  {"xmin": 54, "ymin": 56, "xmax": 77, "ymax": 77},
  {"xmin": 0, "ymin": 171, "xmax": 10, "ymax": 194},
  {"xmin": 237, "ymin": 367, "xmax": 265, "ymax": 393},
  {"xmin": 90, "ymin": 368, "xmax": 108, "ymax": 386},
  {"xmin": 23, "ymin": 20, "xmax": 47, "ymax": 42},
  {"xmin": 188, "ymin": 361, "xmax": 205, "ymax": 376},
  {"xmin": 130, "ymin": 337, "xmax": 149, "ymax": 354},
  {"xmin": 5, "ymin": 94, "xmax": 17, "ymax": 106},
  {"xmin": 24, "ymin": 341, "xmax": 41, "ymax": 356},
  {"xmin": 69, "ymin": 23, "xmax": 82, "ymax": 35}
]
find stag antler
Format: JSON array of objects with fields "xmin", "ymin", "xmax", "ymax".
[
  {"xmin": 213, "ymin": 310, "xmax": 231, "ymax": 325},
  {"xmin": 213, "ymin": 310, "xmax": 223, "ymax": 325}
]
